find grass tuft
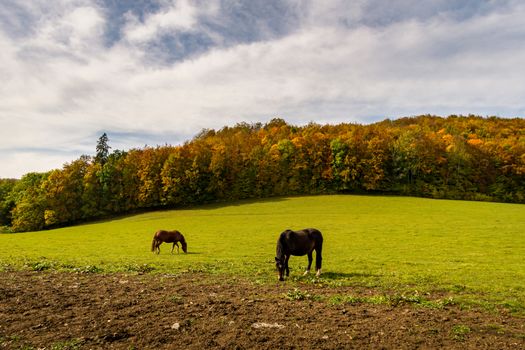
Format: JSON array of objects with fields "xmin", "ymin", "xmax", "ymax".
[
  {"xmin": 284, "ymin": 288, "xmax": 320, "ymax": 301},
  {"xmin": 451, "ymin": 324, "xmax": 471, "ymax": 341}
]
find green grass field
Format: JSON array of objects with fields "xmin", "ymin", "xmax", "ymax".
[{"xmin": 1, "ymin": 195, "xmax": 524, "ymax": 312}]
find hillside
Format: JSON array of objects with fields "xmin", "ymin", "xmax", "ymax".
[{"xmin": 1, "ymin": 115, "xmax": 524, "ymax": 232}]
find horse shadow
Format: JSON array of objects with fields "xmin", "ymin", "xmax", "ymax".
[{"xmin": 317, "ymin": 271, "xmax": 380, "ymax": 280}]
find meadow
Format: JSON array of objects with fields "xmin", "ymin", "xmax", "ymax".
[{"xmin": 1, "ymin": 194, "xmax": 524, "ymax": 312}]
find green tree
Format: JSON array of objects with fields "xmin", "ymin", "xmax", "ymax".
[
  {"xmin": 0, "ymin": 179, "xmax": 17, "ymax": 227},
  {"xmin": 95, "ymin": 133, "xmax": 111, "ymax": 165},
  {"xmin": 98, "ymin": 149, "xmax": 129, "ymax": 213},
  {"xmin": 10, "ymin": 173, "xmax": 48, "ymax": 232}
]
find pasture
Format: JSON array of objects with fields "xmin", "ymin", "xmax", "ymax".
[{"xmin": 1, "ymin": 194, "xmax": 524, "ymax": 312}]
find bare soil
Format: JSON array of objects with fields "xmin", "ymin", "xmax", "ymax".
[{"xmin": 0, "ymin": 271, "xmax": 524, "ymax": 349}]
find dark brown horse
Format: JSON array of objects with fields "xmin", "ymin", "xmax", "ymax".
[
  {"xmin": 275, "ymin": 228, "xmax": 323, "ymax": 281},
  {"xmin": 152, "ymin": 230, "xmax": 187, "ymax": 254}
]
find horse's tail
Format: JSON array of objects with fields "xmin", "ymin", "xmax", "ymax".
[
  {"xmin": 315, "ymin": 229, "xmax": 323, "ymax": 247},
  {"xmin": 311, "ymin": 229, "xmax": 323, "ymax": 272},
  {"xmin": 314, "ymin": 230, "xmax": 323, "ymax": 254}
]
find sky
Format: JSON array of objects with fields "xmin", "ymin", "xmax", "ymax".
[{"xmin": 1, "ymin": 0, "xmax": 525, "ymax": 179}]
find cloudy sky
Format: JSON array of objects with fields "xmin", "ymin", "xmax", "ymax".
[{"xmin": 1, "ymin": 0, "xmax": 524, "ymax": 178}]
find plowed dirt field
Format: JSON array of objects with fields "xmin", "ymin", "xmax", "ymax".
[{"xmin": 1, "ymin": 271, "xmax": 524, "ymax": 349}]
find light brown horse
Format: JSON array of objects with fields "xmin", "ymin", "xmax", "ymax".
[{"xmin": 151, "ymin": 230, "xmax": 187, "ymax": 254}]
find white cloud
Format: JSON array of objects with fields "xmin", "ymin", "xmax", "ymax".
[
  {"xmin": 123, "ymin": 0, "xmax": 201, "ymax": 44},
  {"xmin": 1, "ymin": 0, "xmax": 525, "ymax": 178},
  {"xmin": 36, "ymin": 6, "xmax": 101, "ymax": 46},
  {"xmin": 0, "ymin": 150, "xmax": 78, "ymax": 179}
]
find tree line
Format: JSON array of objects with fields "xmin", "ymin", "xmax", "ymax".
[{"xmin": 1, "ymin": 115, "xmax": 524, "ymax": 232}]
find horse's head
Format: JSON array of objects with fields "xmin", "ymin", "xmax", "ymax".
[
  {"xmin": 275, "ymin": 257, "xmax": 285, "ymax": 281},
  {"xmin": 181, "ymin": 239, "xmax": 188, "ymax": 253}
]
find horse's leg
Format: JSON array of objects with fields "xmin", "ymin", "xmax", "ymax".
[
  {"xmin": 156, "ymin": 241, "xmax": 161, "ymax": 254},
  {"xmin": 284, "ymin": 255, "xmax": 290, "ymax": 277},
  {"xmin": 315, "ymin": 247, "xmax": 323, "ymax": 277},
  {"xmin": 304, "ymin": 252, "xmax": 313, "ymax": 275},
  {"xmin": 171, "ymin": 242, "xmax": 179, "ymax": 254}
]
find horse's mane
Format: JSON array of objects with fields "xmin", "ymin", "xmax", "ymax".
[{"xmin": 276, "ymin": 231, "xmax": 290, "ymax": 260}]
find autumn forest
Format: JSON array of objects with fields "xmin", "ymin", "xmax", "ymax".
[{"xmin": 1, "ymin": 115, "xmax": 524, "ymax": 232}]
